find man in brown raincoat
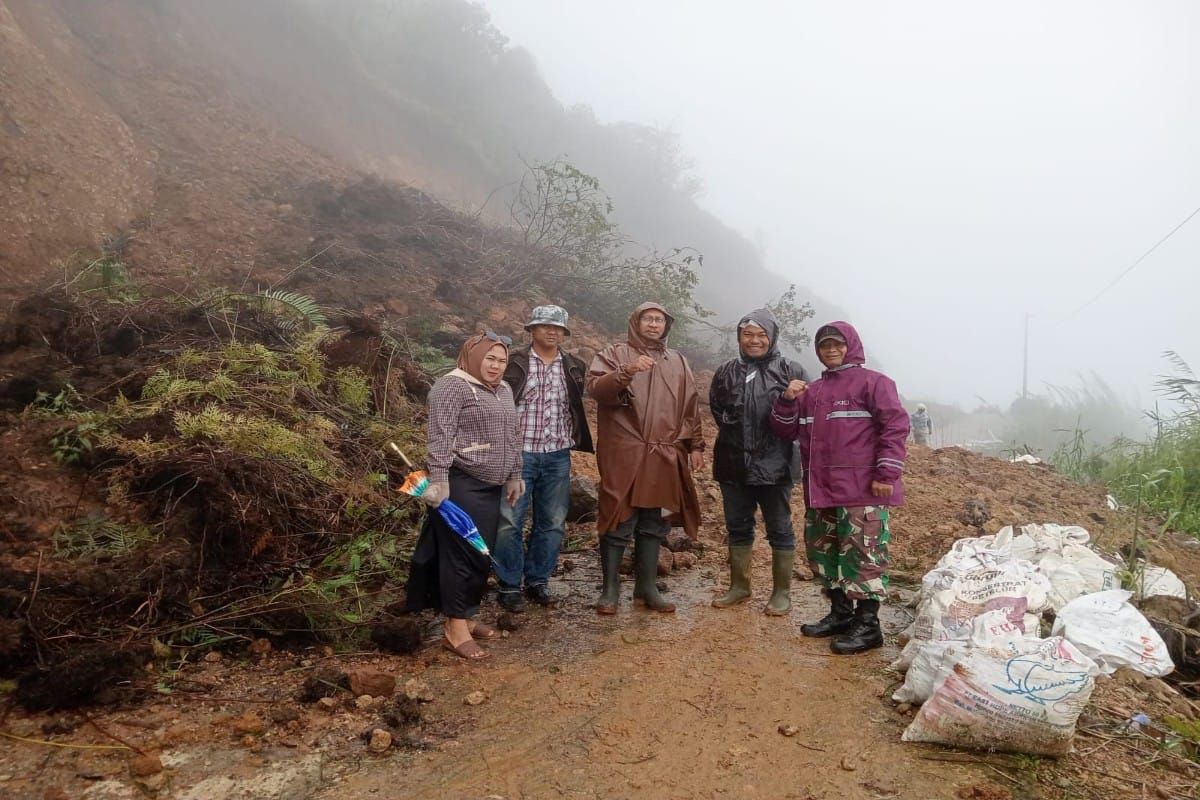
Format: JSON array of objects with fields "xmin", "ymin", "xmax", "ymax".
[{"xmin": 587, "ymin": 302, "xmax": 704, "ymax": 615}]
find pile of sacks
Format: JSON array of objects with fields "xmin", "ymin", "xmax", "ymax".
[{"xmin": 892, "ymin": 523, "xmax": 1182, "ymax": 755}]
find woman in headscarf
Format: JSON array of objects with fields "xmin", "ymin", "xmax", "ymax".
[{"xmin": 405, "ymin": 332, "xmax": 524, "ymax": 659}]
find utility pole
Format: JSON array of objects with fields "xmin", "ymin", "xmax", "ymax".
[{"xmin": 1021, "ymin": 312, "xmax": 1030, "ymax": 400}]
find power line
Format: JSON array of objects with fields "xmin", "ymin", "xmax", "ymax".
[{"xmin": 1066, "ymin": 203, "xmax": 1200, "ymax": 318}]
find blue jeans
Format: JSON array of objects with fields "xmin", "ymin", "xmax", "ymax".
[
  {"xmin": 719, "ymin": 482, "xmax": 796, "ymax": 550},
  {"xmin": 494, "ymin": 449, "xmax": 572, "ymax": 593}
]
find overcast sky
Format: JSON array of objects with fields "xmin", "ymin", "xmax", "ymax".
[{"xmin": 481, "ymin": 0, "xmax": 1199, "ymax": 408}]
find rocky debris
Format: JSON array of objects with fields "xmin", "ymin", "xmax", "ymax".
[
  {"xmin": 128, "ymin": 753, "xmax": 163, "ymax": 777},
  {"xmin": 41, "ymin": 717, "xmax": 78, "ymax": 736},
  {"xmin": 203, "ymin": 651, "xmax": 223, "ymax": 663},
  {"xmin": 299, "ymin": 668, "xmax": 349, "ymax": 702},
  {"xmin": 777, "ymin": 724, "xmax": 798, "ymax": 737},
  {"xmin": 370, "ymin": 618, "xmax": 422, "ymax": 654},
  {"xmin": 247, "ymin": 638, "xmax": 273, "ymax": 656},
  {"xmin": 657, "ymin": 548, "xmax": 673, "ymax": 576},
  {"xmin": 347, "ymin": 669, "xmax": 395, "ymax": 699},
  {"xmin": 404, "ymin": 678, "xmax": 435, "ymax": 703},
  {"xmin": 672, "ymin": 552, "xmax": 697, "ymax": 570},
  {"xmin": 368, "ymin": 728, "xmax": 393, "ymax": 752},
  {"xmin": 384, "ymin": 696, "xmax": 424, "ymax": 727},
  {"xmin": 1141, "ymin": 594, "xmax": 1200, "ymax": 691},
  {"xmin": 464, "ymin": 690, "xmax": 486, "ymax": 706},
  {"xmin": 956, "ymin": 784, "xmax": 1013, "ymax": 800},
  {"xmin": 567, "ymin": 475, "xmax": 599, "ymax": 522},
  {"xmin": 958, "ymin": 498, "xmax": 991, "ymax": 528},
  {"xmin": 665, "ymin": 529, "xmax": 693, "ymax": 553},
  {"xmin": 230, "ymin": 711, "xmax": 265, "ymax": 736},
  {"xmin": 496, "ymin": 612, "xmax": 520, "ymax": 632},
  {"xmin": 316, "ymin": 697, "xmax": 339, "ymax": 712},
  {"xmin": 16, "ymin": 649, "xmax": 145, "ymax": 711},
  {"xmin": 269, "ymin": 706, "xmax": 301, "ymax": 724}
]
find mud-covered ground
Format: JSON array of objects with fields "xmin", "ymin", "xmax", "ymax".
[{"xmin": 2, "ymin": 444, "xmax": 1200, "ymax": 799}]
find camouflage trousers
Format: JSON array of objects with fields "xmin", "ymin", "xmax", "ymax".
[{"xmin": 804, "ymin": 506, "xmax": 891, "ymax": 601}]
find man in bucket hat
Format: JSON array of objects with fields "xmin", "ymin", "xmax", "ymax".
[{"xmin": 495, "ymin": 305, "xmax": 594, "ymax": 612}]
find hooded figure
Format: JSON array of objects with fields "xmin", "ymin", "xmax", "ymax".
[
  {"xmin": 709, "ymin": 309, "xmax": 811, "ymax": 615},
  {"xmin": 770, "ymin": 321, "xmax": 909, "ymax": 655},
  {"xmin": 910, "ymin": 403, "xmax": 933, "ymax": 445},
  {"xmin": 587, "ymin": 302, "xmax": 704, "ymax": 615}
]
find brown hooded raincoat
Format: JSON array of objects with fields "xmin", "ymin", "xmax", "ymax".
[{"xmin": 587, "ymin": 302, "xmax": 704, "ymax": 539}]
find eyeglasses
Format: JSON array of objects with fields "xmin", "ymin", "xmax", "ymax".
[
  {"xmin": 640, "ymin": 316, "xmax": 667, "ymax": 324},
  {"xmin": 483, "ymin": 329, "xmax": 512, "ymax": 346}
]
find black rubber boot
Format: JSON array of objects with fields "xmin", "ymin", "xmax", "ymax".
[
  {"xmin": 712, "ymin": 545, "xmax": 753, "ymax": 608},
  {"xmin": 594, "ymin": 537, "xmax": 624, "ymax": 615},
  {"xmin": 633, "ymin": 534, "xmax": 676, "ymax": 613},
  {"xmin": 830, "ymin": 599, "xmax": 884, "ymax": 655},
  {"xmin": 800, "ymin": 588, "xmax": 854, "ymax": 637}
]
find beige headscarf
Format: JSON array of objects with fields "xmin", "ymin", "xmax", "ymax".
[
  {"xmin": 456, "ymin": 333, "xmax": 509, "ymax": 388},
  {"xmin": 626, "ymin": 301, "xmax": 675, "ymax": 354}
]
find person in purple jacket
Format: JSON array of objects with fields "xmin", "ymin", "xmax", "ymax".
[{"xmin": 770, "ymin": 321, "xmax": 910, "ymax": 654}]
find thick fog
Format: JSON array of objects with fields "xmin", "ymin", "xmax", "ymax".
[{"xmin": 482, "ymin": 0, "xmax": 1199, "ymax": 409}]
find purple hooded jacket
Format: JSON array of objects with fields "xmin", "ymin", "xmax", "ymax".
[{"xmin": 770, "ymin": 321, "xmax": 909, "ymax": 509}]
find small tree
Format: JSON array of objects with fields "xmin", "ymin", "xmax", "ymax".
[{"xmin": 505, "ymin": 158, "xmax": 710, "ymax": 335}]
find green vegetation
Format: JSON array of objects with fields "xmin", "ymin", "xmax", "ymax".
[
  {"xmin": 505, "ymin": 158, "xmax": 710, "ymax": 338},
  {"xmin": 25, "ymin": 287, "xmax": 434, "ymax": 652},
  {"xmin": 1006, "ymin": 356, "xmax": 1200, "ymax": 538},
  {"xmin": 1101, "ymin": 353, "xmax": 1200, "ymax": 536}
]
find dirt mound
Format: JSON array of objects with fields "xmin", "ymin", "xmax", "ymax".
[
  {"xmin": 891, "ymin": 445, "xmax": 1126, "ymax": 577},
  {"xmin": 0, "ymin": 289, "xmax": 440, "ymax": 706}
]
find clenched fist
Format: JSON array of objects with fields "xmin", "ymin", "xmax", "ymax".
[
  {"xmin": 627, "ymin": 355, "xmax": 656, "ymax": 374},
  {"xmin": 782, "ymin": 379, "xmax": 807, "ymax": 401}
]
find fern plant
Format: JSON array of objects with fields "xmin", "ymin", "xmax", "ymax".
[{"xmin": 54, "ymin": 514, "xmax": 158, "ymax": 558}]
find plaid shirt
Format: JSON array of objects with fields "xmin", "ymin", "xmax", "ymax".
[
  {"xmin": 516, "ymin": 351, "xmax": 574, "ymax": 453},
  {"xmin": 426, "ymin": 369, "xmax": 522, "ymax": 485}
]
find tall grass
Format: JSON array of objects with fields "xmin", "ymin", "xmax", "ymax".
[{"xmin": 1102, "ymin": 353, "xmax": 1200, "ymax": 536}]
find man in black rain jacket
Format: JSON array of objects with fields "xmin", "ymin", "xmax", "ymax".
[{"xmin": 709, "ymin": 308, "xmax": 811, "ymax": 615}]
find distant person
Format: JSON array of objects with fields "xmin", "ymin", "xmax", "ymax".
[
  {"xmin": 709, "ymin": 309, "xmax": 811, "ymax": 615},
  {"xmin": 494, "ymin": 306, "xmax": 594, "ymax": 613},
  {"xmin": 770, "ymin": 322, "xmax": 910, "ymax": 655},
  {"xmin": 587, "ymin": 302, "xmax": 705, "ymax": 615},
  {"xmin": 910, "ymin": 403, "xmax": 932, "ymax": 446},
  {"xmin": 405, "ymin": 332, "xmax": 524, "ymax": 660}
]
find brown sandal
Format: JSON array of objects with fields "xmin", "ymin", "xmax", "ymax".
[
  {"xmin": 468, "ymin": 621, "xmax": 499, "ymax": 640},
  {"xmin": 442, "ymin": 636, "xmax": 489, "ymax": 660}
]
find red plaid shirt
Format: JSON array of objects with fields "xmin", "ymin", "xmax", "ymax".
[{"xmin": 517, "ymin": 351, "xmax": 574, "ymax": 453}]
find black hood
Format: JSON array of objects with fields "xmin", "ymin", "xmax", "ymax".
[{"xmin": 737, "ymin": 308, "xmax": 780, "ymax": 362}]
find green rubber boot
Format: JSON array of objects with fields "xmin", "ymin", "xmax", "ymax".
[
  {"xmin": 712, "ymin": 545, "xmax": 753, "ymax": 608},
  {"xmin": 594, "ymin": 537, "xmax": 624, "ymax": 615},
  {"xmin": 764, "ymin": 549, "xmax": 794, "ymax": 616},
  {"xmin": 633, "ymin": 534, "xmax": 675, "ymax": 613}
]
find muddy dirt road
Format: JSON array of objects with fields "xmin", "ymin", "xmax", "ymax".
[{"xmin": 319, "ymin": 558, "xmax": 992, "ymax": 800}]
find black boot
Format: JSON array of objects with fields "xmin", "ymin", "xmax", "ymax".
[
  {"xmin": 830, "ymin": 599, "xmax": 884, "ymax": 655},
  {"xmin": 633, "ymin": 534, "xmax": 675, "ymax": 613},
  {"xmin": 595, "ymin": 537, "xmax": 624, "ymax": 615},
  {"xmin": 800, "ymin": 588, "xmax": 854, "ymax": 637}
]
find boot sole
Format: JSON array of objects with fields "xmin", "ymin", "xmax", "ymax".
[
  {"xmin": 711, "ymin": 595, "xmax": 752, "ymax": 609},
  {"xmin": 800, "ymin": 626, "xmax": 853, "ymax": 638},
  {"xmin": 830, "ymin": 638, "xmax": 884, "ymax": 655},
  {"xmin": 633, "ymin": 599, "xmax": 676, "ymax": 613},
  {"xmin": 595, "ymin": 605, "xmax": 618, "ymax": 615},
  {"xmin": 763, "ymin": 605, "xmax": 791, "ymax": 617}
]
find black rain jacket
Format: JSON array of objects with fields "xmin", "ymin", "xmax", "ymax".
[{"xmin": 709, "ymin": 309, "xmax": 810, "ymax": 485}]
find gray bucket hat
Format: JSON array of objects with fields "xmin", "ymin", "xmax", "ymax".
[{"xmin": 524, "ymin": 305, "xmax": 571, "ymax": 335}]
